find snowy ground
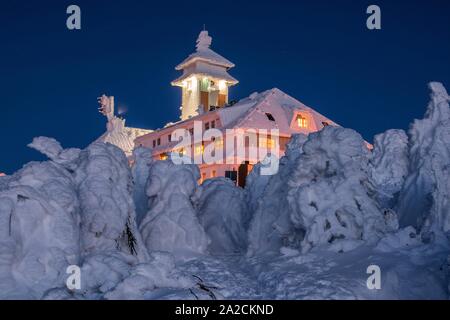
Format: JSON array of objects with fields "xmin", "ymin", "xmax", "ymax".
[{"xmin": 174, "ymin": 240, "xmax": 449, "ymax": 300}]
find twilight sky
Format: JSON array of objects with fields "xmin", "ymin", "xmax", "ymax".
[{"xmin": 1, "ymin": 0, "xmax": 450, "ymax": 173}]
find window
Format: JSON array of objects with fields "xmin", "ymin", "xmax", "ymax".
[
  {"xmin": 211, "ymin": 120, "xmax": 216, "ymax": 128},
  {"xmin": 259, "ymin": 136, "xmax": 275, "ymax": 149},
  {"xmin": 168, "ymin": 134, "xmax": 172, "ymax": 142},
  {"xmin": 194, "ymin": 143, "xmax": 204, "ymax": 155},
  {"xmin": 297, "ymin": 115, "xmax": 308, "ymax": 128},
  {"xmin": 159, "ymin": 153, "xmax": 168, "ymax": 160},
  {"xmin": 201, "ymin": 172, "xmax": 207, "ymax": 183},
  {"xmin": 152, "ymin": 140, "xmax": 156, "ymax": 148},
  {"xmin": 189, "ymin": 128, "xmax": 194, "ymax": 136},
  {"xmin": 157, "ymin": 138, "xmax": 161, "ymax": 146},
  {"xmin": 322, "ymin": 121, "xmax": 329, "ymax": 127},
  {"xmin": 265, "ymin": 113, "xmax": 275, "ymax": 121},
  {"xmin": 212, "ymin": 170, "xmax": 216, "ymax": 178},
  {"xmin": 205, "ymin": 122, "xmax": 210, "ymax": 130},
  {"xmin": 215, "ymin": 137, "xmax": 224, "ymax": 149},
  {"xmin": 225, "ymin": 170, "xmax": 238, "ymax": 183}
]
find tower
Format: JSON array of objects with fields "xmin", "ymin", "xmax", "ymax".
[{"xmin": 171, "ymin": 30, "xmax": 238, "ymax": 121}]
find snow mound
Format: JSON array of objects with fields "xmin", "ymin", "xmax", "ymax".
[
  {"xmin": 0, "ymin": 159, "xmax": 80, "ymax": 299},
  {"xmin": 397, "ymin": 82, "xmax": 450, "ymax": 232},
  {"xmin": 194, "ymin": 178, "xmax": 250, "ymax": 254},
  {"xmin": 247, "ymin": 134, "xmax": 308, "ymax": 256},
  {"xmin": 74, "ymin": 142, "xmax": 147, "ymax": 260},
  {"xmin": 131, "ymin": 147, "xmax": 153, "ymax": 226},
  {"xmin": 139, "ymin": 161, "xmax": 209, "ymax": 256},
  {"xmin": 287, "ymin": 127, "xmax": 397, "ymax": 253},
  {"xmin": 369, "ymin": 129, "xmax": 409, "ymax": 209}
]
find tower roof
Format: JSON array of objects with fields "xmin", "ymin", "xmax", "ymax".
[{"xmin": 175, "ymin": 31, "xmax": 235, "ymax": 70}]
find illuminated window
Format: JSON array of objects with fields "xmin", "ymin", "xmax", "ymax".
[
  {"xmin": 159, "ymin": 153, "xmax": 168, "ymax": 160},
  {"xmin": 212, "ymin": 170, "xmax": 216, "ymax": 178},
  {"xmin": 178, "ymin": 148, "xmax": 186, "ymax": 157},
  {"xmin": 297, "ymin": 115, "xmax": 308, "ymax": 128},
  {"xmin": 215, "ymin": 138, "xmax": 224, "ymax": 149},
  {"xmin": 259, "ymin": 136, "xmax": 275, "ymax": 148},
  {"xmin": 195, "ymin": 143, "xmax": 204, "ymax": 155},
  {"xmin": 201, "ymin": 172, "xmax": 207, "ymax": 183}
]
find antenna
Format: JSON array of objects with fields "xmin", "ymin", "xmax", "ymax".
[{"xmin": 203, "ymin": 23, "xmax": 206, "ymax": 31}]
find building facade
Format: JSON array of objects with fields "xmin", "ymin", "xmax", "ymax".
[{"xmin": 134, "ymin": 30, "xmax": 338, "ymax": 186}]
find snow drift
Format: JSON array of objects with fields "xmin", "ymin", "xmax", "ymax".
[
  {"xmin": 139, "ymin": 160, "xmax": 209, "ymax": 255},
  {"xmin": 194, "ymin": 178, "xmax": 250, "ymax": 254}
]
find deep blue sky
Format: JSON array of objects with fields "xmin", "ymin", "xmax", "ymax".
[{"xmin": 1, "ymin": 0, "xmax": 450, "ymax": 174}]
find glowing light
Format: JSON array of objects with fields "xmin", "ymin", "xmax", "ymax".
[
  {"xmin": 297, "ymin": 115, "xmax": 308, "ymax": 128},
  {"xmin": 187, "ymin": 76, "xmax": 197, "ymax": 91},
  {"xmin": 218, "ymin": 80, "xmax": 227, "ymax": 91}
]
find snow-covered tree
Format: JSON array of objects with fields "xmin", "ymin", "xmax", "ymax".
[
  {"xmin": 397, "ymin": 82, "xmax": 450, "ymax": 232},
  {"xmin": 247, "ymin": 134, "xmax": 307, "ymax": 256},
  {"xmin": 287, "ymin": 127, "xmax": 397, "ymax": 253},
  {"xmin": 75, "ymin": 142, "xmax": 147, "ymax": 260},
  {"xmin": 193, "ymin": 178, "xmax": 250, "ymax": 254},
  {"xmin": 0, "ymin": 139, "xmax": 81, "ymax": 298},
  {"xmin": 369, "ymin": 129, "xmax": 409, "ymax": 209},
  {"xmin": 131, "ymin": 147, "xmax": 153, "ymax": 226},
  {"xmin": 139, "ymin": 161, "xmax": 209, "ymax": 255}
]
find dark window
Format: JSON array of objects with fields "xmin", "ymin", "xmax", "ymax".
[
  {"xmin": 265, "ymin": 113, "xmax": 275, "ymax": 121},
  {"xmin": 157, "ymin": 138, "xmax": 161, "ymax": 146},
  {"xmin": 189, "ymin": 128, "xmax": 194, "ymax": 136},
  {"xmin": 211, "ymin": 120, "xmax": 216, "ymax": 128},
  {"xmin": 152, "ymin": 140, "xmax": 156, "ymax": 148},
  {"xmin": 225, "ymin": 170, "xmax": 238, "ymax": 183},
  {"xmin": 168, "ymin": 134, "xmax": 172, "ymax": 142},
  {"xmin": 205, "ymin": 122, "xmax": 210, "ymax": 130},
  {"xmin": 322, "ymin": 121, "xmax": 330, "ymax": 127}
]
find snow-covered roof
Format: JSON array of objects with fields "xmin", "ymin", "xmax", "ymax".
[
  {"xmin": 172, "ymin": 63, "xmax": 238, "ymax": 85},
  {"xmin": 97, "ymin": 122, "xmax": 153, "ymax": 157},
  {"xmin": 175, "ymin": 31, "xmax": 235, "ymax": 70},
  {"xmin": 218, "ymin": 88, "xmax": 339, "ymax": 134}
]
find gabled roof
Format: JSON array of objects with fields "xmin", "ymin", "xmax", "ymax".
[{"xmin": 217, "ymin": 88, "xmax": 338, "ymax": 134}]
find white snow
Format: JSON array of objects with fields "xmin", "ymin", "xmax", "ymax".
[
  {"xmin": 139, "ymin": 161, "xmax": 209, "ymax": 256},
  {"xmin": 397, "ymin": 82, "xmax": 450, "ymax": 233},
  {"xmin": 193, "ymin": 178, "xmax": 250, "ymax": 254},
  {"xmin": 369, "ymin": 129, "xmax": 409, "ymax": 209},
  {"xmin": 1, "ymin": 82, "xmax": 450, "ymax": 300}
]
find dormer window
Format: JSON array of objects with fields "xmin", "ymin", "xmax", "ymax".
[
  {"xmin": 296, "ymin": 115, "xmax": 308, "ymax": 128},
  {"xmin": 265, "ymin": 113, "xmax": 275, "ymax": 121}
]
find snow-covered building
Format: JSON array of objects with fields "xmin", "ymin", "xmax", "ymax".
[
  {"xmin": 96, "ymin": 95, "xmax": 152, "ymax": 157},
  {"xmin": 134, "ymin": 30, "xmax": 338, "ymax": 186}
]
